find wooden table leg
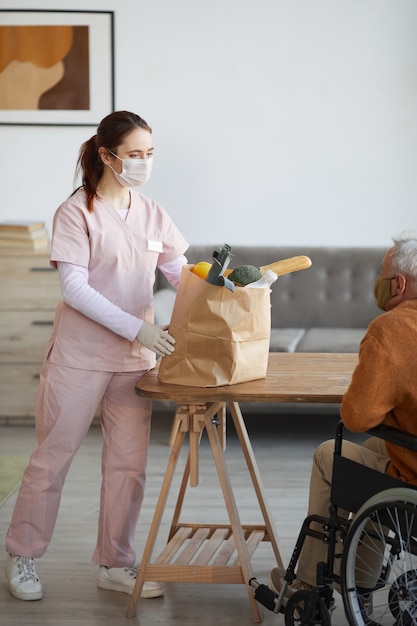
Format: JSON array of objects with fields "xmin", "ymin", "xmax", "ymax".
[
  {"xmin": 229, "ymin": 401, "xmax": 284, "ymax": 569},
  {"xmin": 126, "ymin": 412, "xmax": 188, "ymax": 618},
  {"xmin": 189, "ymin": 405, "xmax": 206, "ymax": 486},
  {"xmin": 127, "ymin": 400, "xmax": 278, "ymax": 623},
  {"xmin": 204, "ymin": 410, "xmax": 263, "ymax": 623}
]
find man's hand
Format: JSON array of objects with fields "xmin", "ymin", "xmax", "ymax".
[{"xmin": 136, "ymin": 322, "xmax": 176, "ymax": 357}]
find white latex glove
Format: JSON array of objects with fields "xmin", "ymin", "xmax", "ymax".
[{"xmin": 136, "ymin": 322, "xmax": 176, "ymax": 357}]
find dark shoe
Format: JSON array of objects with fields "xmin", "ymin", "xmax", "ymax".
[
  {"xmin": 268, "ymin": 567, "xmax": 312, "ymax": 605},
  {"xmin": 268, "ymin": 566, "xmax": 335, "ymax": 614}
]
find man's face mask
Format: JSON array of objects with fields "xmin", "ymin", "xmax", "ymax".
[{"xmin": 373, "ymin": 274, "xmax": 394, "ymax": 310}]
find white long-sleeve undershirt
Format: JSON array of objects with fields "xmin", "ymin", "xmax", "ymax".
[{"xmin": 57, "ymin": 255, "xmax": 187, "ymax": 342}]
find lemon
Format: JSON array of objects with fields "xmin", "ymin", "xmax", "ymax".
[{"xmin": 191, "ymin": 261, "xmax": 212, "ymax": 279}]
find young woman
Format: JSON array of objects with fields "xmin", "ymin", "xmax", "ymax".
[{"xmin": 5, "ymin": 110, "xmax": 188, "ymax": 601}]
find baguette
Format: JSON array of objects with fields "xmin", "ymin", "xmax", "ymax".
[{"xmin": 260, "ymin": 255, "xmax": 312, "ymax": 276}]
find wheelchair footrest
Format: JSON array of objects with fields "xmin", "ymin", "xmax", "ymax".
[{"xmin": 249, "ymin": 578, "xmax": 282, "ymax": 613}]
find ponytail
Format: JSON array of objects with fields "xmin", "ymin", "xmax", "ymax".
[{"xmin": 75, "ymin": 135, "xmax": 103, "ymax": 213}]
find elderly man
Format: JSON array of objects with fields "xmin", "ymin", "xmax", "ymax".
[{"xmin": 269, "ymin": 231, "xmax": 417, "ymax": 599}]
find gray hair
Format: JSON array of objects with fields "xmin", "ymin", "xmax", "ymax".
[{"xmin": 391, "ymin": 231, "xmax": 417, "ymax": 279}]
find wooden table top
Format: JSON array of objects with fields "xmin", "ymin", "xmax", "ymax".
[{"xmin": 136, "ymin": 352, "xmax": 358, "ymax": 405}]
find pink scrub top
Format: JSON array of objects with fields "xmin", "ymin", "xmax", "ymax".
[{"xmin": 46, "ymin": 188, "xmax": 188, "ymax": 372}]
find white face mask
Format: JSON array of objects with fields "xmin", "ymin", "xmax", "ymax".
[{"xmin": 107, "ymin": 150, "xmax": 153, "ymax": 187}]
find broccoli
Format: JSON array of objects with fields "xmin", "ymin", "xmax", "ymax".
[{"xmin": 227, "ymin": 265, "xmax": 263, "ymax": 286}]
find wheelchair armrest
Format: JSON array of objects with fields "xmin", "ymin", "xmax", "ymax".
[
  {"xmin": 367, "ymin": 424, "xmax": 417, "ymax": 452},
  {"xmin": 334, "ymin": 420, "xmax": 417, "ymax": 456}
]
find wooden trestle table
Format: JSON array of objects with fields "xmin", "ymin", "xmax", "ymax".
[{"xmin": 127, "ymin": 352, "xmax": 358, "ymax": 621}]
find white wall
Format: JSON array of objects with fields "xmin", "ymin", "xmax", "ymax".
[{"xmin": 0, "ymin": 0, "xmax": 416, "ymax": 248}]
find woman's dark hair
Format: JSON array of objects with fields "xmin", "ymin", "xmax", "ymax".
[{"xmin": 75, "ymin": 110, "xmax": 152, "ymax": 212}]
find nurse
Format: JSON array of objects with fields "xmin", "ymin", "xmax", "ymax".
[{"xmin": 5, "ymin": 110, "xmax": 188, "ymax": 601}]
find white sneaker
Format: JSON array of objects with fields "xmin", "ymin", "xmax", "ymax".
[
  {"xmin": 97, "ymin": 565, "xmax": 163, "ymax": 598},
  {"xmin": 5, "ymin": 554, "xmax": 43, "ymax": 601}
]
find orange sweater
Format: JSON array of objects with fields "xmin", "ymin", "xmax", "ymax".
[{"xmin": 341, "ymin": 299, "xmax": 417, "ymax": 484}]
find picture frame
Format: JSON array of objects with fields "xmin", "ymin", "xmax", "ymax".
[{"xmin": 0, "ymin": 9, "xmax": 115, "ymax": 126}]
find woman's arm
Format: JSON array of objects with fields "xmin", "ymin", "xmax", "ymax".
[
  {"xmin": 158, "ymin": 254, "xmax": 187, "ymax": 288},
  {"xmin": 57, "ymin": 262, "xmax": 143, "ymax": 341}
]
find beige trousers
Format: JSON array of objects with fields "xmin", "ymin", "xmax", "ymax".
[{"xmin": 297, "ymin": 436, "xmax": 389, "ymax": 586}]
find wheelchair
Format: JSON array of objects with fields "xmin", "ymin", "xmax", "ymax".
[{"xmin": 250, "ymin": 421, "xmax": 417, "ymax": 626}]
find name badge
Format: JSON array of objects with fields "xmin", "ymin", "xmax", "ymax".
[{"xmin": 147, "ymin": 239, "xmax": 163, "ymax": 253}]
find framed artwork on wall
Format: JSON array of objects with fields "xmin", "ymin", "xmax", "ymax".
[{"xmin": 0, "ymin": 9, "xmax": 115, "ymax": 126}]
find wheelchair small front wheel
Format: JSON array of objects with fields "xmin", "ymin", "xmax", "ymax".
[
  {"xmin": 284, "ymin": 590, "xmax": 331, "ymax": 626},
  {"xmin": 341, "ymin": 487, "xmax": 417, "ymax": 626}
]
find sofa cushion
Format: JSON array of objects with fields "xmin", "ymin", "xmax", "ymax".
[
  {"xmin": 269, "ymin": 328, "xmax": 305, "ymax": 353},
  {"xmin": 296, "ymin": 328, "xmax": 366, "ymax": 353}
]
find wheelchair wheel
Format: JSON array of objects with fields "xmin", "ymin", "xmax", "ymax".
[
  {"xmin": 341, "ymin": 488, "xmax": 417, "ymax": 626},
  {"xmin": 284, "ymin": 590, "xmax": 331, "ymax": 626},
  {"xmin": 388, "ymin": 570, "xmax": 417, "ymax": 624}
]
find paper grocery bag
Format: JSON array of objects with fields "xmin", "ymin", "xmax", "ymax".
[{"xmin": 158, "ymin": 266, "xmax": 271, "ymax": 387}]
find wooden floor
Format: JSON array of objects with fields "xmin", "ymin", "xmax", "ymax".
[{"xmin": 0, "ymin": 409, "xmax": 352, "ymax": 625}]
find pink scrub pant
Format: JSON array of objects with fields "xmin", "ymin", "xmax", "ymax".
[{"xmin": 6, "ymin": 361, "xmax": 152, "ymax": 568}]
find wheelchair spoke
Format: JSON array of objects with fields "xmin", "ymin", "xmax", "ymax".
[{"xmin": 341, "ymin": 488, "xmax": 417, "ymax": 626}]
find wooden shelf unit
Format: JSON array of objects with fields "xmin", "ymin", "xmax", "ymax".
[{"xmin": 0, "ymin": 249, "xmax": 60, "ymax": 422}]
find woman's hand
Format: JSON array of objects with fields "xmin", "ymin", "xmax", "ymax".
[{"xmin": 136, "ymin": 322, "xmax": 176, "ymax": 356}]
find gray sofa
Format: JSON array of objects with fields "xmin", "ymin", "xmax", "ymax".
[
  {"xmin": 153, "ymin": 245, "xmax": 385, "ymax": 414},
  {"xmin": 154, "ymin": 245, "xmax": 384, "ymax": 353}
]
